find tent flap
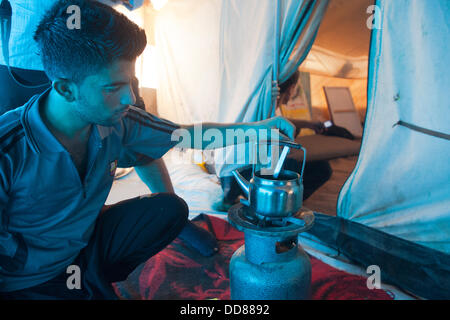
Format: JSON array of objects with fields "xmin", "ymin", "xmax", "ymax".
[{"xmin": 337, "ymin": 0, "xmax": 450, "ymax": 254}]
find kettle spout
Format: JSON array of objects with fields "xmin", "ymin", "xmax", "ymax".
[{"xmin": 231, "ymin": 170, "xmax": 250, "ymax": 197}]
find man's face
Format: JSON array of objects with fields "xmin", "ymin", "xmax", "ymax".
[{"xmin": 74, "ymin": 59, "xmax": 137, "ymax": 126}]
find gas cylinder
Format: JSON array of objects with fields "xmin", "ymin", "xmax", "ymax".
[
  {"xmin": 228, "ymin": 205, "xmax": 314, "ymax": 300},
  {"xmin": 229, "ymin": 233, "xmax": 311, "ymax": 300}
]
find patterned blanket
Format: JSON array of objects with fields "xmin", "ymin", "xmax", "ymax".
[{"xmin": 113, "ymin": 214, "xmax": 393, "ymax": 300}]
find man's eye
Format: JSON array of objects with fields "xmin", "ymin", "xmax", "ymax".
[{"xmin": 105, "ymin": 86, "xmax": 121, "ymax": 92}]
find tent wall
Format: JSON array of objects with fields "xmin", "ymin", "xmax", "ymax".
[
  {"xmin": 304, "ymin": 0, "xmax": 450, "ymax": 299},
  {"xmin": 337, "ymin": 0, "xmax": 450, "ymax": 254},
  {"xmin": 154, "ymin": 0, "xmax": 222, "ymax": 124},
  {"xmin": 153, "ymin": 0, "xmax": 328, "ymax": 125},
  {"xmin": 150, "ymin": 0, "xmax": 328, "ymax": 176}
]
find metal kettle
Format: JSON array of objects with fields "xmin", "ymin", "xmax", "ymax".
[{"xmin": 232, "ymin": 141, "xmax": 307, "ymax": 218}]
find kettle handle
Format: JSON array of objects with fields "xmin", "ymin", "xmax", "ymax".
[
  {"xmin": 299, "ymin": 146, "xmax": 307, "ymax": 181},
  {"xmin": 279, "ymin": 139, "xmax": 306, "ymax": 180},
  {"xmin": 276, "ymin": 140, "xmax": 307, "ymax": 180},
  {"xmin": 254, "ymin": 138, "xmax": 307, "ymax": 180}
]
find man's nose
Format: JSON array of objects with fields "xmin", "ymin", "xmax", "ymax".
[{"xmin": 120, "ymin": 84, "xmax": 136, "ymax": 106}]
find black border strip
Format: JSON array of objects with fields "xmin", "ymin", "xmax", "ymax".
[
  {"xmin": 127, "ymin": 109, "xmax": 179, "ymax": 130},
  {"xmin": 0, "ymin": 124, "xmax": 22, "ymax": 146},
  {"xmin": 1, "ymin": 132, "xmax": 25, "ymax": 154},
  {"xmin": 126, "ymin": 114, "xmax": 176, "ymax": 135}
]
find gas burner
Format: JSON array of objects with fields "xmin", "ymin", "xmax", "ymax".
[{"xmin": 228, "ymin": 203, "xmax": 314, "ymax": 237}]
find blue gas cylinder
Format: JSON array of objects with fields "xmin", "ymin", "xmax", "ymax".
[{"xmin": 229, "ymin": 233, "xmax": 311, "ymax": 300}]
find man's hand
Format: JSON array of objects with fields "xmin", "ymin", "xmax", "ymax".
[
  {"xmin": 258, "ymin": 116, "xmax": 296, "ymax": 141},
  {"xmin": 310, "ymin": 121, "xmax": 326, "ymax": 134}
]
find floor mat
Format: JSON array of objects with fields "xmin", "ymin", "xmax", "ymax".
[{"xmin": 112, "ymin": 214, "xmax": 393, "ymax": 300}]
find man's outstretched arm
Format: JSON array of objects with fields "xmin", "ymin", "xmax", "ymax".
[{"xmin": 173, "ymin": 116, "xmax": 296, "ymax": 150}]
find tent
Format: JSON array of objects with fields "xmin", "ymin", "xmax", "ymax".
[
  {"xmin": 330, "ymin": 0, "xmax": 450, "ymax": 299},
  {"xmin": 122, "ymin": 0, "xmax": 449, "ymax": 299},
  {"xmin": 4, "ymin": 0, "xmax": 446, "ymax": 300}
]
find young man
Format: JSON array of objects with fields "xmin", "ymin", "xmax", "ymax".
[{"xmin": 0, "ymin": 0, "xmax": 294, "ymax": 299}]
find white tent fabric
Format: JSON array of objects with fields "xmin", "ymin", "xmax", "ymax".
[
  {"xmin": 337, "ymin": 0, "xmax": 450, "ymax": 254},
  {"xmin": 277, "ymin": 0, "xmax": 329, "ymax": 85},
  {"xmin": 154, "ymin": 0, "xmax": 277, "ymax": 126},
  {"xmin": 214, "ymin": 0, "xmax": 329, "ymax": 178},
  {"xmin": 154, "ymin": 0, "xmax": 221, "ymax": 124},
  {"xmin": 153, "ymin": 0, "xmax": 328, "ymax": 176}
]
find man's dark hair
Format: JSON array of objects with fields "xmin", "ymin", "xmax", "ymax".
[{"xmin": 34, "ymin": 0, "xmax": 147, "ymax": 83}]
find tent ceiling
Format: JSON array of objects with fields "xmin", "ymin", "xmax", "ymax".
[{"xmin": 313, "ymin": 0, "xmax": 373, "ymax": 57}]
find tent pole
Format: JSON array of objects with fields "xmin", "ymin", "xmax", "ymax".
[{"xmin": 270, "ymin": 0, "xmax": 281, "ymax": 118}]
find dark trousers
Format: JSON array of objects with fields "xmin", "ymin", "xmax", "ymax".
[
  {"xmin": 0, "ymin": 193, "xmax": 189, "ymax": 300},
  {"xmin": 221, "ymin": 159, "xmax": 332, "ymax": 203},
  {"xmin": 0, "ymin": 65, "xmax": 50, "ymax": 115}
]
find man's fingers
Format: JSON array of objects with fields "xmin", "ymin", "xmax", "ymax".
[{"xmin": 276, "ymin": 117, "xmax": 295, "ymax": 140}]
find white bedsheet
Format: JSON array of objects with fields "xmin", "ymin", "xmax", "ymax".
[{"xmin": 105, "ymin": 149, "xmax": 227, "ymax": 218}]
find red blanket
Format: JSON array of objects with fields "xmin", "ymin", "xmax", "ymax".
[{"xmin": 113, "ymin": 214, "xmax": 393, "ymax": 300}]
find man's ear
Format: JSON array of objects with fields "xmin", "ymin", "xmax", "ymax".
[{"xmin": 52, "ymin": 79, "xmax": 77, "ymax": 103}]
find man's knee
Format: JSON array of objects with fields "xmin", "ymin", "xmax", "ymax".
[
  {"xmin": 144, "ymin": 192, "xmax": 189, "ymax": 224},
  {"xmin": 167, "ymin": 193, "xmax": 189, "ymax": 222}
]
